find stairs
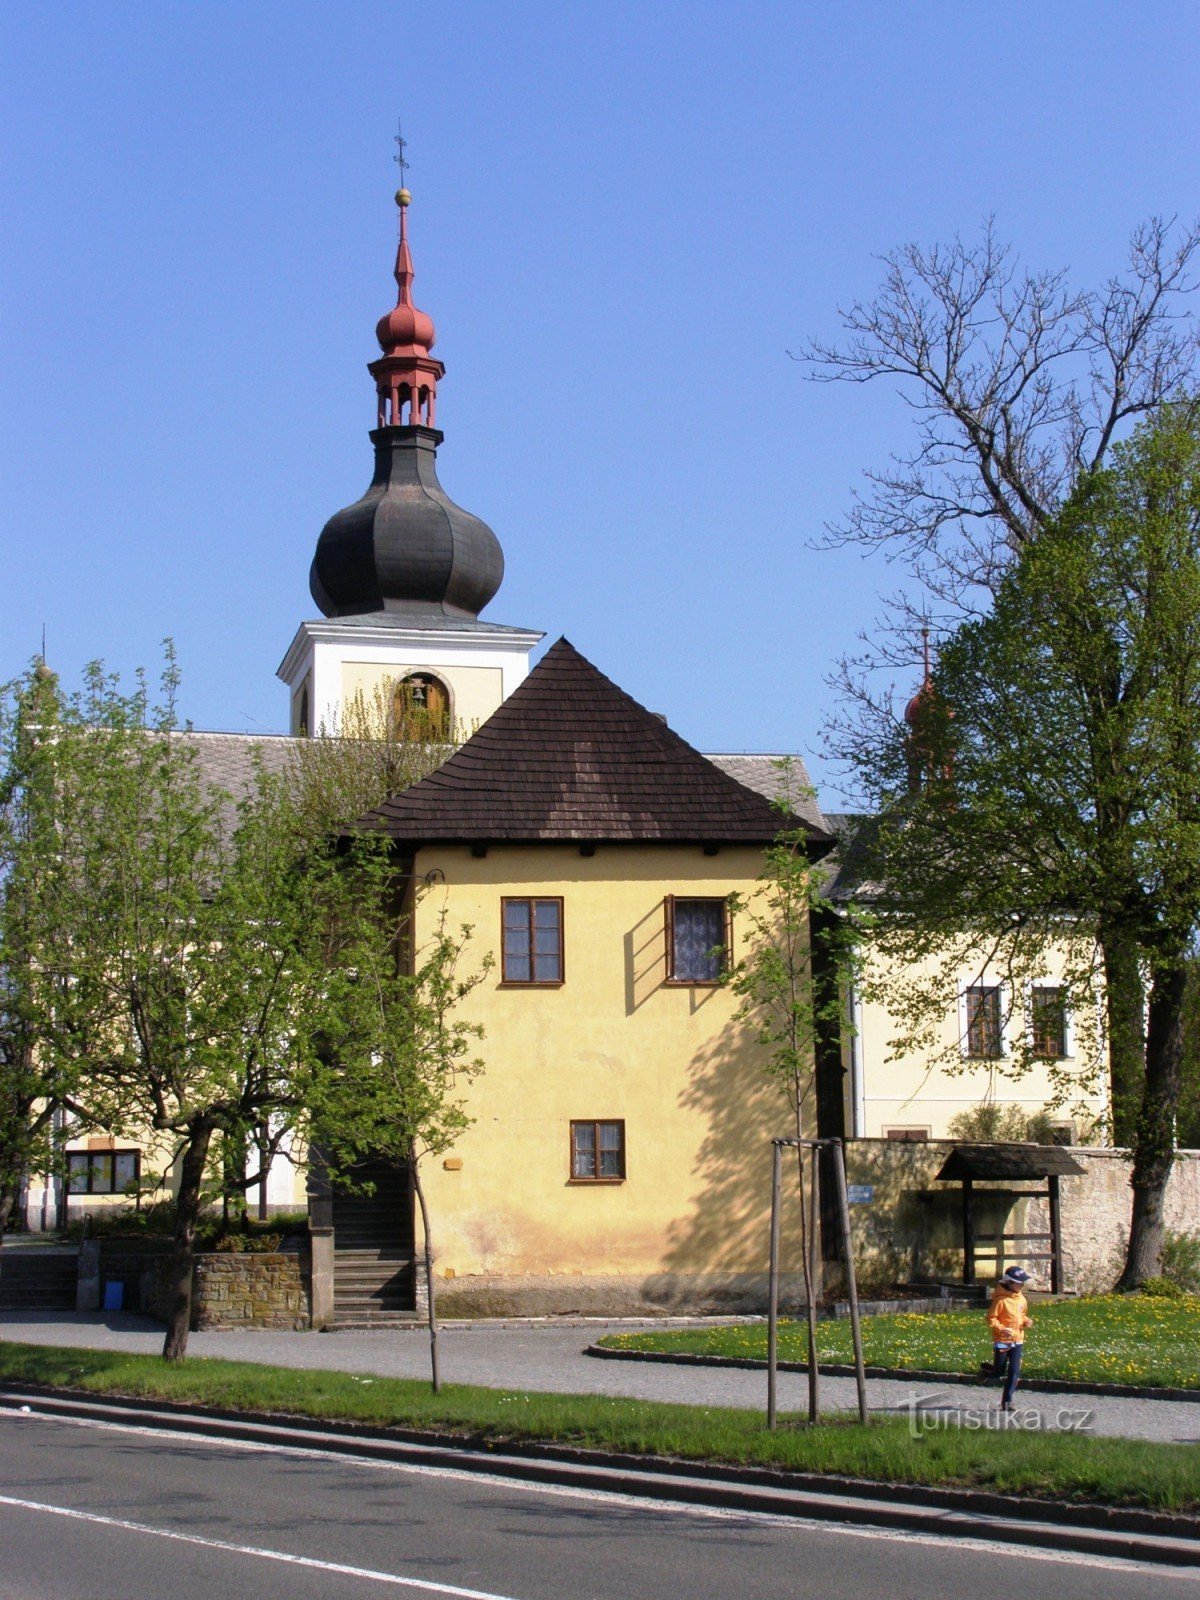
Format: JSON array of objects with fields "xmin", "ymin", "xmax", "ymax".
[
  {"xmin": 0, "ymin": 1249, "xmax": 79, "ymax": 1310},
  {"xmin": 331, "ymin": 1161, "xmax": 416, "ymax": 1326}
]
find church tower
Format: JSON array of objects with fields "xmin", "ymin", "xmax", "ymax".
[{"xmin": 277, "ymin": 180, "xmax": 541, "ymax": 737}]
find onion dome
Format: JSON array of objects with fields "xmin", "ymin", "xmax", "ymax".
[{"xmin": 309, "ymin": 189, "xmax": 505, "ymax": 620}]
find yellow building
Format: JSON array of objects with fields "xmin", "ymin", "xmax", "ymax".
[{"xmin": 304, "ymin": 636, "xmax": 833, "ymax": 1321}]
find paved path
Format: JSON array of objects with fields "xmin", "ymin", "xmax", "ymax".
[{"xmin": 2, "ymin": 1311, "xmax": 1197, "ymax": 1446}]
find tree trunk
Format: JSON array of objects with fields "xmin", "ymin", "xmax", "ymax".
[
  {"xmin": 162, "ymin": 1125, "xmax": 213, "ymax": 1362},
  {"xmin": 1117, "ymin": 961, "xmax": 1187, "ymax": 1291},
  {"xmin": 411, "ymin": 1150, "xmax": 439, "ymax": 1393},
  {"xmin": 1100, "ymin": 923, "xmax": 1146, "ymax": 1147},
  {"xmin": 0, "ymin": 1190, "xmax": 13, "ymax": 1304}
]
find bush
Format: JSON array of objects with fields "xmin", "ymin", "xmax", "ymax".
[
  {"xmin": 1162, "ymin": 1229, "xmax": 1200, "ymax": 1293},
  {"xmin": 1140, "ymin": 1276, "xmax": 1186, "ymax": 1299},
  {"xmin": 212, "ymin": 1232, "xmax": 282, "ymax": 1254}
]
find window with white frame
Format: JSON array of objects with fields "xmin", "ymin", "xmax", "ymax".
[{"xmin": 1030, "ymin": 985, "xmax": 1069, "ymax": 1059}]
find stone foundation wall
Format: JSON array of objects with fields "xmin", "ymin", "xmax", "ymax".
[
  {"xmin": 434, "ymin": 1271, "xmax": 816, "ymax": 1319},
  {"xmin": 191, "ymin": 1252, "xmax": 309, "ymax": 1330},
  {"xmin": 96, "ymin": 1239, "xmax": 312, "ymax": 1329}
]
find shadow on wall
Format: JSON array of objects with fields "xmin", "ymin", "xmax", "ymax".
[
  {"xmin": 842, "ymin": 1141, "xmax": 1028, "ymax": 1292},
  {"xmin": 641, "ymin": 1016, "xmax": 812, "ymax": 1311}
]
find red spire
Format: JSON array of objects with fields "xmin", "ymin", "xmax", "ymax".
[
  {"xmin": 904, "ymin": 627, "xmax": 934, "ymax": 727},
  {"xmin": 368, "ymin": 189, "xmax": 444, "ymax": 429}
]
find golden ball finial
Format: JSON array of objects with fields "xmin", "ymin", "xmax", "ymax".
[{"xmin": 395, "ymin": 187, "xmax": 412, "ymax": 207}]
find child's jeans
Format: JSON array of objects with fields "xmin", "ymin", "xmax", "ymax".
[{"xmin": 990, "ymin": 1341, "xmax": 1023, "ymax": 1405}]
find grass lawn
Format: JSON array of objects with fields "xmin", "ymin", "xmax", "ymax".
[
  {"xmin": 595, "ymin": 1295, "xmax": 1200, "ymax": 1390},
  {"xmin": 0, "ymin": 1339, "xmax": 1197, "ymax": 1514}
]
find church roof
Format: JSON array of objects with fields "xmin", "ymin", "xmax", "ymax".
[{"xmin": 356, "ymin": 638, "xmax": 835, "ymax": 847}]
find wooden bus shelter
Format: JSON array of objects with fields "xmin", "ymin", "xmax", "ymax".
[{"xmin": 935, "ymin": 1143, "xmax": 1086, "ymax": 1293}]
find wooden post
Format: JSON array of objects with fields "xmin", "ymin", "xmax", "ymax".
[
  {"xmin": 767, "ymin": 1141, "xmax": 782, "ymax": 1431},
  {"xmin": 962, "ymin": 1178, "xmax": 976, "ymax": 1286},
  {"xmin": 1048, "ymin": 1175, "xmax": 1063, "ymax": 1294},
  {"xmin": 804, "ymin": 1143, "xmax": 820, "ymax": 1423},
  {"xmin": 832, "ymin": 1139, "xmax": 868, "ymax": 1425}
]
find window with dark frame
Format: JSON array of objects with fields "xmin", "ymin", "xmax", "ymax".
[
  {"xmin": 665, "ymin": 896, "xmax": 730, "ymax": 984},
  {"xmin": 1031, "ymin": 985, "xmax": 1068, "ymax": 1058},
  {"xmin": 501, "ymin": 897, "xmax": 564, "ymax": 984},
  {"xmin": 964, "ymin": 985, "xmax": 1003, "ymax": 1058},
  {"xmin": 570, "ymin": 1120, "xmax": 626, "ymax": 1181},
  {"xmin": 66, "ymin": 1149, "xmax": 140, "ymax": 1195}
]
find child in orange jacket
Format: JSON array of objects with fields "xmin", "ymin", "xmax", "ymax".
[{"xmin": 982, "ymin": 1265, "xmax": 1033, "ymax": 1409}]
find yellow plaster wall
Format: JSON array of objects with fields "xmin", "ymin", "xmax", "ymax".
[
  {"xmin": 853, "ymin": 943, "xmax": 1107, "ymax": 1139},
  {"xmin": 339, "ymin": 661, "xmax": 502, "ymax": 733},
  {"xmin": 411, "ymin": 844, "xmax": 806, "ymax": 1282}
]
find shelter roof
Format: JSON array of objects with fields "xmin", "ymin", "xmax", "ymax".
[{"xmin": 935, "ymin": 1143, "xmax": 1087, "ymax": 1181}]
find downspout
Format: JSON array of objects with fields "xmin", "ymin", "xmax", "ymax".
[{"xmin": 847, "ymin": 972, "xmax": 866, "ymax": 1139}]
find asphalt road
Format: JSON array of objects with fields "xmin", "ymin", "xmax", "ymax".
[
  {"xmin": 2, "ymin": 1408, "xmax": 1192, "ymax": 1600},
  {"xmin": 3, "ymin": 1310, "xmax": 1198, "ymax": 1444}
]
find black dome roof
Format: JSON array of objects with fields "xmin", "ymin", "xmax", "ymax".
[{"xmin": 310, "ymin": 425, "xmax": 504, "ymax": 619}]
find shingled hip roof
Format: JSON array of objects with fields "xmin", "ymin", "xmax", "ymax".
[{"xmin": 354, "ymin": 638, "xmax": 835, "ymax": 847}]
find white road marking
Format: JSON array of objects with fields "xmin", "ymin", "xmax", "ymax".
[
  {"xmin": 0, "ymin": 1491, "xmax": 522, "ymax": 1597},
  {"xmin": 3, "ymin": 1406, "xmax": 1196, "ymax": 1581}
]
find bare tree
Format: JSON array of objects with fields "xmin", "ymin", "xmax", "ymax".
[{"xmin": 802, "ymin": 217, "xmax": 1199, "ymax": 634}]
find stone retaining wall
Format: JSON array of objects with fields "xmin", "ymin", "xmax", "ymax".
[
  {"xmin": 94, "ymin": 1238, "xmax": 311, "ymax": 1329},
  {"xmin": 191, "ymin": 1252, "xmax": 309, "ymax": 1330}
]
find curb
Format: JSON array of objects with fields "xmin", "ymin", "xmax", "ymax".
[
  {"xmin": 585, "ymin": 1344, "xmax": 1200, "ymax": 1404},
  {"xmin": 1, "ymin": 1382, "xmax": 1196, "ymax": 1568}
]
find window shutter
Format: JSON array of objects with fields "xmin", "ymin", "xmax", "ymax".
[{"xmin": 664, "ymin": 895, "xmax": 676, "ymax": 979}]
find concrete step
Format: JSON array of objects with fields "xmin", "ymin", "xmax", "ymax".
[{"xmin": 0, "ymin": 1252, "xmax": 78, "ymax": 1310}]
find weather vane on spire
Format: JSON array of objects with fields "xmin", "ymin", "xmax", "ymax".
[{"xmin": 393, "ymin": 120, "xmax": 411, "ymax": 205}]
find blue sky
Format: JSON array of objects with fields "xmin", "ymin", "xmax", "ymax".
[{"xmin": 3, "ymin": 2, "xmax": 1198, "ymax": 799}]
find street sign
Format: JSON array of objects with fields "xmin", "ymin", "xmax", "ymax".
[{"xmin": 846, "ymin": 1184, "xmax": 874, "ymax": 1204}]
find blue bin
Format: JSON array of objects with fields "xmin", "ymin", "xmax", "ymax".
[{"xmin": 102, "ymin": 1280, "xmax": 124, "ymax": 1311}]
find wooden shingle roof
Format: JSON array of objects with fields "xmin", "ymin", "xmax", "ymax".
[
  {"xmin": 357, "ymin": 638, "xmax": 834, "ymax": 847},
  {"xmin": 936, "ymin": 1143, "xmax": 1086, "ymax": 1181}
]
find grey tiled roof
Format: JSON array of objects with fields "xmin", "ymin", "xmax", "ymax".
[
  {"xmin": 173, "ymin": 731, "xmax": 301, "ymax": 838},
  {"xmin": 300, "ymin": 609, "xmax": 540, "ymax": 636},
  {"xmin": 705, "ymin": 754, "xmax": 827, "ymax": 834}
]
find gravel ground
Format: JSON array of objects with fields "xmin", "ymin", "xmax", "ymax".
[{"xmin": 2, "ymin": 1310, "xmax": 1198, "ymax": 1446}]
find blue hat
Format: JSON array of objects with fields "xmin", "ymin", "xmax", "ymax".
[{"xmin": 1001, "ymin": 1266, "xmax": 1029, "ymax": 1286}]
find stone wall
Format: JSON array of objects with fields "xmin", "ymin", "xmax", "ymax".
[
  {"xmin": 1026, "ymin": 1149, "xmax": 1200, "ymax": 1291},
  {"xmin": 95, "ymin": 1238, "xmax": 311, "ymax": 1329},
  {"xmin": 841, "ymin": 1140, "xmax": 1200, "ymax": 1293},
  {"xmin": 191, "ymin": 1251, "xmax": 309, "ymax": 1330}
]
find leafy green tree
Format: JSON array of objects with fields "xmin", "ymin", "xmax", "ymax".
[
  {"xmin": 286, "ymin": 680, "xmax": 460, "ymax": 839},
  {"xmin": 311, "ymin": 878, "xmax": 490, "ymax": 1392},
  {"xmin": 840, "ymin": 403, "xmax": 1200, "ymax": 1287},
  {"xmin": 20, "ymin": 654, "xmax": 362, "ymax": 1359},
  {"xmin": 0, "ymin": 664, "xmax": 94, "ymax": 1239},
  {"xmin": 1178, "ymin": 959, "xmax": 1200, "ymax": 1150},
  {"xmin": 727, "ymin": 763, "xmax": 852, "ymax": 1417}
]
